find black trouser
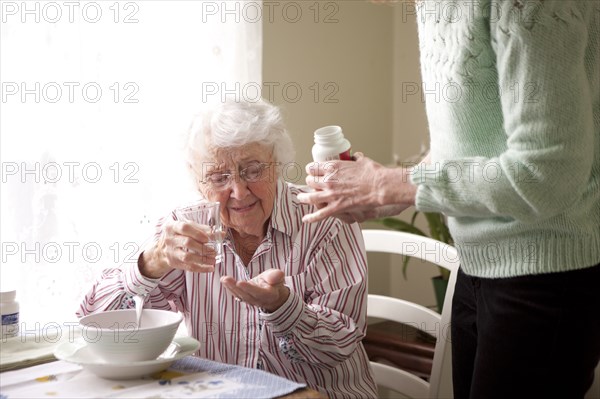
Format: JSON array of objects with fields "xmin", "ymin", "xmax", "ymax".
[{"xmin": 451, "ymin": 263, "xmax": 600, "ymax": 399}]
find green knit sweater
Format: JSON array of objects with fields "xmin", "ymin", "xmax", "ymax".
[{"xmin": 410, "ymin": 0, "xmax": 600, "ymax": 278}]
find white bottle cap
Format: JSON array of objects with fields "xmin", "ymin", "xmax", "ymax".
[
  {"xmin": 312, "ymin": 125, "xmax": 352, "ymax": 162},
  {"xmin": 0, "ymin": 290, "xmax": 16, "ymax": 302},
  {"xmin": 313, "ymin": 125, "xmax": 343, "ymax": 142}
]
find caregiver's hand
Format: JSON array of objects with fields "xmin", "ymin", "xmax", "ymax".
[
  {"xmin": 336, "ymin": 204, "xmax": 412, "ymax": 224},
  {"xmin": 297, "ymin": 152, "xmax": 417, "ymax": 223}
]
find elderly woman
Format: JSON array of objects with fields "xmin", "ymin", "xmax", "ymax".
[{"xmin": 77, "ymin": 99, "xmax": 377, "ymax": 398}]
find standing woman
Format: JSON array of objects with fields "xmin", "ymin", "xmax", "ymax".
[{"xmin": 299, "ymin": 1, "xmax": 600, "ymax": 398}]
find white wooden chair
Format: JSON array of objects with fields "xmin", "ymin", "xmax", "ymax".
[{"xmin": 362, "ymin": 229, "xmax": 460, "ymax": 398}]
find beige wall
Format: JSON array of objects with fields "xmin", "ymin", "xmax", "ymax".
[
  {"xmin": 263, "ymin": 1, "xmax": 437, "ymax": 307},
  {"xmin": 390, "ymin": 3, "xmax": 439, "ymax": 306},
  {"xmin": 262, "ymin": 1, "xmax": 394, "ymax": 172}
]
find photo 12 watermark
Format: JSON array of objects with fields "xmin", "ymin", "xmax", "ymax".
[
  {"xmin": 201, "ymin": 1, "xmax": 339, "ymax": 24},
  {"xmin": 400, "ymin": 81, "xmax": 540, "ymax": 105},
  {"xmin": 456, "ymin": 240, "xmax": 540, "ymax": 265},
  {"xmin": 402, "ymin": 160, "xmax": 540, "ymax": 185},
  {"xmin": 1, "ymin": 161, "xmax": 140, "ymax": 184},
  {"xmin": 1, "ymin": 321, "xmax": 79, "ymax": 343},
  {"xmin": 201, "ymin": 81, "xmax": 340, "ymax": 104},
  {"xmin": 373, "ymin": 0, "xmax": 549, "ymax": 25},
  {"xmin": 398, "ymin": 239, "xmax": 460, "ymax": 266},
  {"xmin": 198, "ymin": 160, "xmax": 304, "ymax": 186},
  {"xmin": 1, "ymin": 1, "xmax": 140, "ymax": 24},
  {"xmin": 1, "ymin": 321, "xmax": 144, "ymax": 344},
  {"xmin": 1, "ymin": 241, "xmax": 141, "ymax": 265},
  {"xmin": 1, "ymin": 82, "xmax": 140, "ymax": 104}
]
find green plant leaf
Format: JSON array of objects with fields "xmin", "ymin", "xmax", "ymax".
[
  {"xmin": 409, "ymin": 210, "xmax": 419, "ymax": 227},
  {"xmin": 402, "ymin": 254, "xmax": 411, "ymax": 280},
  {"xmin": 423, "ymin": 212, "xmax": 453, "ymax": 245},
  {"xmin": 376, "ymin": 217, "xmax": 428, "ymax": 237}
]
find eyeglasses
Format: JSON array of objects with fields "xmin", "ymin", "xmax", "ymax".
[{"xmin": 201, "ymin": 163, "xmax": 273, "ymax": 190}]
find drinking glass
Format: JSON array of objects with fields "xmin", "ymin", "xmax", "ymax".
[{"xmin": 174, "ymin": 201, "xmax": 224, "ymax": 264}]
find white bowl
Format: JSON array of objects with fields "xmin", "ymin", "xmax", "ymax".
[{"xmin": 79, "ymin": 309, "xmax": 183, "ymax": 363}]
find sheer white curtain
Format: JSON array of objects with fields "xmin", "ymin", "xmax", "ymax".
[{"xmin": 0, "ymin": 1, "xmax": 262, "ymax": 327}]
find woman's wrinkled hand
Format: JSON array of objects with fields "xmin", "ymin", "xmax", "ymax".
[
  {"xmin": 220, "ymin": 269, "xmax": 290, "ymax": 313},
  {"xmin": 139, "ymin": 219, "xmax": 219, "ymax": 279}
]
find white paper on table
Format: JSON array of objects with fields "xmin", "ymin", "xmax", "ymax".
[{"xmin": 0, "ymin": 362, "xmax": 150, "ymax": 399}]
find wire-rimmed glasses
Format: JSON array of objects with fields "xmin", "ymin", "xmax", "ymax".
[{"xmin": 200, "ymin": 162, "xmax": 273, "ymax": 191}]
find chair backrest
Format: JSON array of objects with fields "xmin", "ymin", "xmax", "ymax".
[{"xmin": 362, "ymin": 229, "xmax": 460, "ymax": 398}]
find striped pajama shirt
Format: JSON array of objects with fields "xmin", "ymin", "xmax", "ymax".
[{"xmin": 78, "ymin": 181, "xmax": 378, "ymax": 398}]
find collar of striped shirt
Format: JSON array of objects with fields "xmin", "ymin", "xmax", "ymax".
[{"xmin": 267, "ymin": 179, "xmax": 302, "ymax": 239}]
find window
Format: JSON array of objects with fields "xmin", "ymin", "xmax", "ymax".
[{"xmin": 0, "ymin": 1, "xmax": 262, "ymax": 327}]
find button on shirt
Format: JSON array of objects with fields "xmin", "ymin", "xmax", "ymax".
[{"xmin": 77, "ymin": 181, "xmax": 377, "ymax": 398}]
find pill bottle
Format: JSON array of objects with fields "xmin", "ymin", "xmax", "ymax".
[
  {"xmin": 312, "ymin": 126, "xmax": 353, "ymax": 162},
  {"xmin": 1, "ymin": 290, "xmax": 19, "ymax": 339}
]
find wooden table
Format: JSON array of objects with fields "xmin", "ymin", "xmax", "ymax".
[{"xmin": 278, "ymin": 387, "xmax": 328, "ymax": 398}]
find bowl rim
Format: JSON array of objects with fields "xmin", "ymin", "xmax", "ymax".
[{"xmin": 79, "ymin": 309, "xmax": 183, "ymax": 332}]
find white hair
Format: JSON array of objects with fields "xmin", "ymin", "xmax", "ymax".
[{"xmin": 185, "ymin": 99, "xmax": 295, "ymax": 176}]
